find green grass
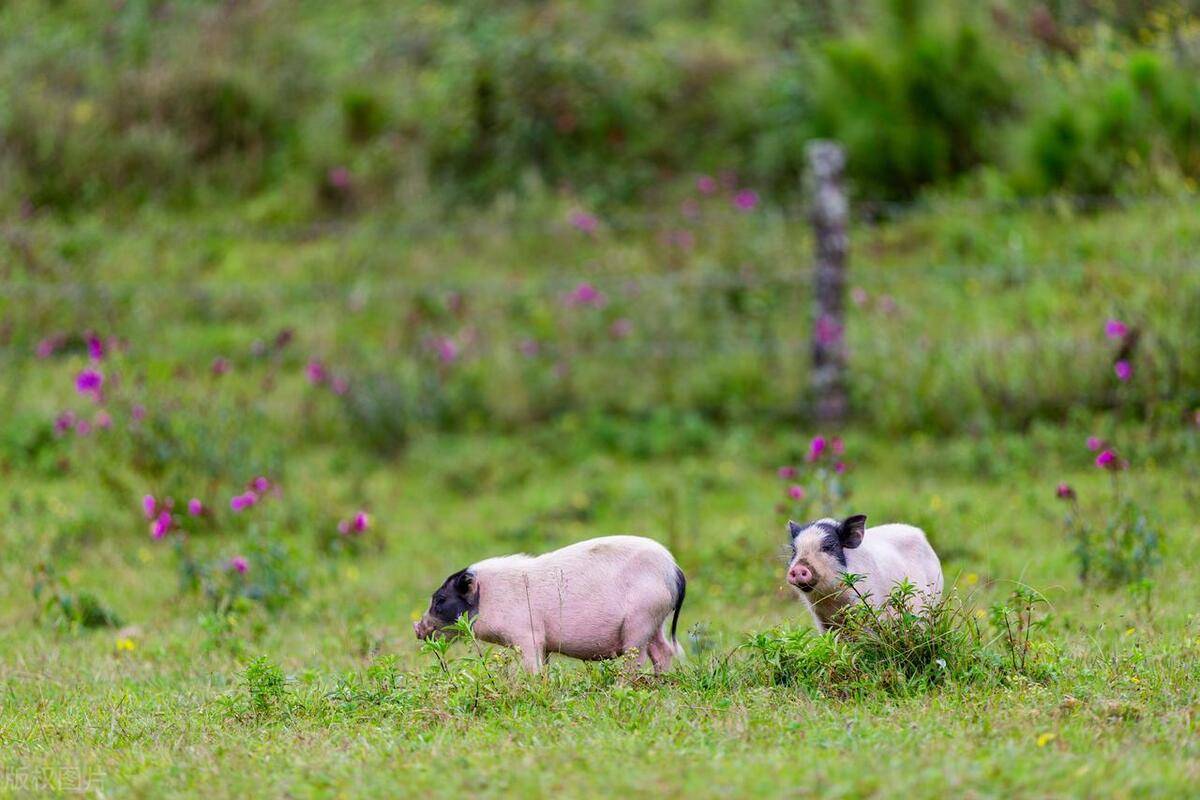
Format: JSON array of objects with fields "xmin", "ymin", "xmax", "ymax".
[{"xmin": 1, "ymin": 419, "xmax": 1197, "ymax": 796}]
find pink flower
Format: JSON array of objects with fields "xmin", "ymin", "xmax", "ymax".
[
  {"xmin": 564, "ymin": 282, "xmax": 606, "ymax": 309},
  {"xmin": 230, "ymin": 492, "xmax": 258, "ymax": 512},
  {"xmin": 831, "ymin": 437, "xmax": 845, "ymax": 456},
  {"xmin": 777, "ymin": 466, "xmax": 797, "ymax": 480},
  {"xmin": 94, "ymin": 410, "xmax": 112, "ymax": 429},
  {"xmin": 1055, "ymin": 483, "xmax": 1076, "ymax": 500},
  {"xmin": 834, "ymin": 461, "xmax": 847, "ymax": 474},
  {"xmin": 305, "ymin": 360, "xmax": 327, "ymax": 385},
  {"xmin": 327, "ymin": 167, "xmax": 352, "ymax": 190},
  {"xmin": 76, "ymin": 368, "xmax": 103, "ymax": 401},
  {"xmin": 1114, "ymin": 360, "xmax": 1132, "ymax": 382},
  {"xmin": 1105, "ymin": 319, "xmax": 1128, "ymax": 340},
  {"xmin": 814, "ymin": 314, "xmax": 843, "ymax": 346},
  {"xmin": 54, "ymin": 411, "xmax": 77, "ymax": 435},
  {"xmin": 1095, "ymin": 450, "xmax": 1118, "ymax": 469},
  {"xmin": 86, "ymin": 333, "xmax": 105, "ymax": 361},
  {"xmin": 696, "ymin": 175, "xmax": 717, "ymax": 195},
  {"xmin": 187, "ymin": 498, "xmax": 204, "ymax": 516},
  {"xmin": 787, "ymin": 484, "xmax": 805, "ymax": 501},
  {"xmin": 250, "ymin": 477, "xmax": 271, "ymax": 494},
  {"xmin": 733, "ymin": 189, "xmax": 759, "ymax": 211},
  {"xmin": 229, "ymin": 555, "xmax": 249, "ymax": 574},
  {"xmin": 142, "ymin": 495, "xmax": 157, "ymax": 520},
  {"xmin": 1086, "ymin": 436, "xmax": 1102, "ymax": 451},
  {"xmin": 806, "ymin": 436, "xmax": 827, "ymax": 462},
  {"xmin": 352, "ymin": 512, "xmax": 369, "ymax": 533},
  {"xmin": 610, "ymin": 318, "xmax": 634, "ymax": 338},
  {"xmin": 36, "ymin": 336, "xmax": 64, "ymax": 359},
  {"xmin": 131, "ymin": 404, "xmax": 146, "ymax": 422},
  {"xmin": 151, "ymin": 511, "xmax": 173, "ymax": 540},
  {"xmin": 431, "ymin": 337, "xmax": 459, "ymax": 364},
  {"xmin": 212, "ymin": 357, "xmax": 230, "ymax": 376},
  {"xmin": 569, "ymin": 211, "xmax": 599, "ymax": 235},
  {"xmin": 330, "ymin": 376, "xmax": 349, "ymax": 395},
  {"xmin": 74, "ymin": 419, "xmax": 92, "ymax": 436}
]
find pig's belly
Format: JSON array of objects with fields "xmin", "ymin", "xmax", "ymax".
[{"xmin": 545, "ymin": 619, "xmax": 626, "ymax": 660}]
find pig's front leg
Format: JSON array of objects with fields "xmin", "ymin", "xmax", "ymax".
[{"xmin": 514, "ymin": 639, "xmax": 545, "ymax": 673}]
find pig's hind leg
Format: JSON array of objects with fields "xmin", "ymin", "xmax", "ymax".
[
  {"xmin": 618, "ymin": 613, "xmax": 662, "ymax": 670},
  {"xmin": 646, "ymin": 628, "xmax": 674, "ymax": 674}
]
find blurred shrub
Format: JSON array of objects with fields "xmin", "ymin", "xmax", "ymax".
[
  {"xmin": 808, "ymin": 0, "xmax": 1015, "ymax": 200},
  {"xmin": 1019, "ymin": 50, "xmax": 1200, "ymax": 195}
]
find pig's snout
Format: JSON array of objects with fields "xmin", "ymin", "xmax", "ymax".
[
  {"xmin": 788, "ymin": 562, "xmax": 816, "ymax": 592},
  {"xmin": 413, "ymin": 617, "xmax": 434, "ymax": 640}
]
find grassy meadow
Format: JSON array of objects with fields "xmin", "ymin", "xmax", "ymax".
[
  {"xmin": 4, "ymin": 1, "xmax": 1200, "ymax": 797},
  {"xmin": 1, "ymin": 196, "xmax": 1199, "ymax": 797}
]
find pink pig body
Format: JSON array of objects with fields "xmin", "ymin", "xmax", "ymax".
[{"xmin": 415, "ymin": 536, "xmax": 686, "ymax": 673}]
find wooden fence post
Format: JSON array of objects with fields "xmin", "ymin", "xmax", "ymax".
[{"xmin": 806, "ymin": 140, "xmax": 849, "ymax": 425}]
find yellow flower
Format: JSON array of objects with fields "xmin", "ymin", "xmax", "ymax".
[
  {"xmin": 975, "ymin": 609, "xmax": 987, "ymax": 619},
  {"xmin": 1036, "ymin": 732, "xmax": 1056, "ymax": 748},
  {"xmin": 1124, "ymin": 627, "xmax": 1135, "ymax": 636},
  {"xmin": 965, "ymin": 573, "xmax": 979, "ymax": 586},
  {"xmin": 116, "ymin": 637, "xmax": 136, "ymax": 652}
]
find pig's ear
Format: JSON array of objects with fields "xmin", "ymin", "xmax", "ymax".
[
  {"xmin": 787, "ymin": 520, "xmax": 803, "ymax": 539},
  {"xmin": 840, "ymin": 514, "xmax": 867, "ymax": 549},
  {"xmin": 453, "ymin": 570, "xmax": 476, "ymax": 597}
]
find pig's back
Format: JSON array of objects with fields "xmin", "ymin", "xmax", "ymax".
[
  {"xmin": 531, "ymin": 536, "xmax": 678, "ymax": 657},
  {"xmin": 857, "ymin": 524, "xmax": 943, "ymax": 599}
]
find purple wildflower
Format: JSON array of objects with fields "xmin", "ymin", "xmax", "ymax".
[
  {"xmin": 564, "ymin": 282, "xmax": 606, "ymax": 309},
  {"xmin": 229, "ymin": 555, "xmax": 249, "ymax": 574},
  {"xmin": 1114, "ymin": 360, "xmax": 1132, "ymax": 382},
  {"xmin": 142, "ymin": 495, "xmax": 157, "ymax": 520},
  {"xmin": 131, "ymin": 404, "xmax": 146, "ymax": 422},
  {"xmin": 212, "ymin": 357, "xmax": 230, "ymax": 376},
  {"xmin": 814, "ymin": 314, "xmax": 843, "ymax": 346},
  {"xmin": 1055, "ymin": 483, "xmax": 1076, "ymax": 500},
  {"xmin": 151, "ymin": 511, "xmax": 173, "ymax": 540},
  {"xmin": 230, "ymin": 492, "xmax": 258, "ymax": 512},
  {"xmin": 54, "ymin": 411, "xmax": 77, "ymax": 436},
  {"xmin": 834, "ymin": 462, "xmax": 847, "ymax": 474},
  {"xmin": 1105, "ymin": 319, "xmax": 1128, "ymax": 340},
  {"xmin": 352, "ymin": 512, "xmax": 369, "ymax": 533},
  {"xmin": 777, "ymin": 466, "xmax": 797, "ymax": 480},
  {"xmin": 187, "ymin": 498, "xmax": 204, "ymax": 516},
  {"xmin": 569, "ymin": 211, "xmax": 599, "ymax": 235},
  {"xmin": 76, "ymin": 368, "xmax": 104, "ymax": 401},
  {"xmin": 610, "ymin": 318, "xmax": 634, "ymax": 339},
  {"xmin": 327, "ymin": 167, "xmax": 352, "ymax": 190},
  {"xmin": 74, "ymin": 419, "xmax": 92, "ymax": 436},
  {"xmin": 733, "ymin": 189, "xmax": 759, "ymax": 211},
  {"xmin": 806, "ymin": 436, "xmax": 827, "ymax": 462},
  {"xmin": 696, "ymin": 175, "xmax": 717, "ymax": 195},
  {"xmin": 1095, "ymin": 450, "xmax": 1118, "ymax": 469},
  {"xmin": 331, "ymin": 376, "xmax": 349, "ymax": 396},
  {"xmin": 787, "ymin": 484, "xmax": 805, "ymax": 501},
  {"xmin": 94, "ymin": 410, "xmax": 112, "ymax": 429},
  {"xmin": 431, "ymin": 337, "xmax": 459, "ymax": 364},
  {"xmin": 86, "ymin": 333, "xmax": 105, "ymax": 361},
  {"xmin": 1086, "ymin": 436, "xmax": 1102, "ymax": 451},
  {"xmin": 305, "ymin": 360, "xmax": 327, "ymax": 385},
  {"xmin": 36, "ymin": 336, "xmax": 64, "ymax": 359},
  {"xmin": 251, "ymin": 476, "xmax": 271, "ymax": 494}
]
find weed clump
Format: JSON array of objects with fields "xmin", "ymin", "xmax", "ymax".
[{"xmin": 745, "ymin": 580, "xmax": 1052, "ymax": 697}]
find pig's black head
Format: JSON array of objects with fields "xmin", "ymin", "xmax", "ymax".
[{"xmin": 413, "ymin": 568, "xmax": 478, "ymax": 640}]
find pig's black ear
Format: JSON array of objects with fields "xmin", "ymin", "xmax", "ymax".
[
  {"xmin": 787, "ymin": 520, "xmax": 803, "ymax": 539},
  {"xmin": 453, "ymin": 570, "xmax": 475, "ymax": 596},
  {"xmin": 840, "ymin": 514, "xmax": 867, "ymax": 549}
]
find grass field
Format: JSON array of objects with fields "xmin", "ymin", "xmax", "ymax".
[{"xmin": 1, "ymin": 192, "xmax": 1199, "ymax": 796}]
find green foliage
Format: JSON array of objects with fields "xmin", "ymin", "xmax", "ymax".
[
  {"xmin": 32, "ymin": 565, "xmax": 123, "ymax": 629},
  {"xmin": 1021, "ymin": 50, "xmax": 1200, "ymax": 195},
  {"xmin": 808, "ymin": 0, "xmax": 1014, "ymax": 199}
]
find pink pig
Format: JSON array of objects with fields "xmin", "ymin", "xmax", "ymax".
[{"xmin": 414, "ymin": 536, "xmax": 686, "ymax": 673}]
